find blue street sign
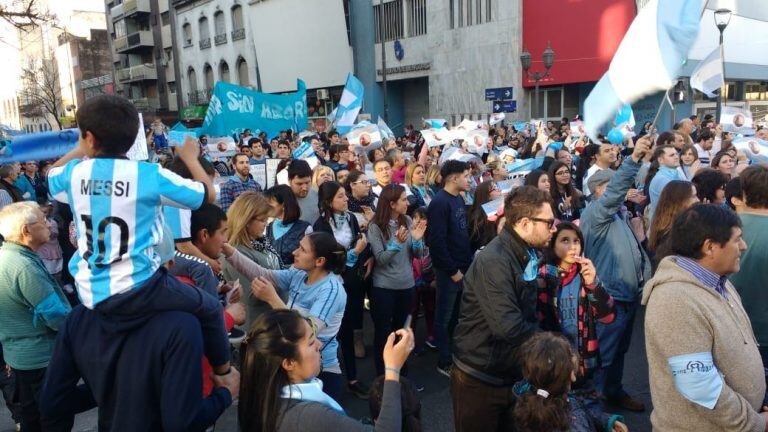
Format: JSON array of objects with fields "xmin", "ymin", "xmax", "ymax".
[
  {"xmin": 492, "ymin": 100, "xmax": 517, "ymax": 113},
  {"xmin": 485, "ymin": 87, "xmax": 514, "ymax": 101}
]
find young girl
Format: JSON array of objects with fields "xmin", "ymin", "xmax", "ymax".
[
  {"xmin": 264, "ymin": 185, "xmax": 313, "ymax": 268},
  {"xmin": 222, "ymin": 231, "xmax": 347, "ymax": 401},
  {"xmin": 513, "ymin": 332, "xmax": 628, "ymax": 432},
  {"xmin": 537, "ymin": 223, "xmax": 617, "ymax": 422},
  {"xmin": 313, "ymin": 181, "xmax": 371, "ymax": 399},
  {"xmin": 409, "ymin": 207, "xmax": 436, "ymax": 350},
  {"xmin": 238, "ymin": 309, "xmax": 415, "ymax": 432},
  {"xmin": 367, "ymin": 184, "xmax": 426, "ymax": 376}
]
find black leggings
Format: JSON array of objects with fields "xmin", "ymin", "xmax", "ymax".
[{"xmin": 370, "ymin": 287, "xmax": 414, "ymax": 376}]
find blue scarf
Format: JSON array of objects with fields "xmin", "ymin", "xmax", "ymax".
[
  {"xmin": 281, "ymin": 378, "xmax": 345, "ymax": 414},
  {"xmin": 523, "ymin": 249, "xmax": 539, "ymax": 281}
]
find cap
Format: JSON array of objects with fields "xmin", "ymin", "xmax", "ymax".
[{"xmin": 587, "ymin": 169, "xmax": 615, "ymax": 194}]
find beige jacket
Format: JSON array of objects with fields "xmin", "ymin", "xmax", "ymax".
[{"xmin": 642, "ymin": 256, "xmax": 766, "ymax": 431}]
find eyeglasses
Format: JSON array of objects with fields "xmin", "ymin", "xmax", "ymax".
[
  {"xmin": 530, "ymin": 217, "xmax": 556, "ymax": 229},
  {"xmin": 555, "ymin": 170, "xmax": 570, "ymax": 176},
  {"xmin": 351, "ymin": 180, "xmax": 369, "ymax": 185}
]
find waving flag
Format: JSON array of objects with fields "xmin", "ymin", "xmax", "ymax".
[
  {"xmin": 489, "ymin": 113, "xmax": 505, "ymax": 126},
  {"xmin": 377, "ymin": 116, "xmax": 395, "ymax": 140},
  {"xmin": 584, "ymin": 0, "xmax": 704, "ymax": 139},
  {"xmin": 333, "ymin": 73, "xmax": 365, "ymax": 133},
  {"xmin": 690, "ymin": 46, "xmax": 724, "ymax": 98},
  {"xmin": 424, "ymin": 118, "xmax": 448, "ymax": 129}
]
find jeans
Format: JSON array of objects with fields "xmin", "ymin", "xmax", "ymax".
[
  {"xmin": 434, "ymin": 269, "xmax": 463, "ymax": 365},
  {"xmin": 450, "ymin": 367, "xmax": 516, "ymax": 432},
  {"xmin": 594, "ymin": 300, "xmax": 638, "ymax": 399},
  {"xmin": 14, "ymin": 368, "xmax": 72, "ymax": 432},
  {"xmin": 411, "ymin": 281, "xmax": 436, "ymax": 340},
  {"xmin": 96, "ymin": 267, "xmax": 230, "ymax": 368},
  {"xmin": 339, "ymin": 269, "xmax": 367, "ymax": 382},
  {"xmin": 370, "ymin": 287, "xmax": 414, "ymax": 376}
]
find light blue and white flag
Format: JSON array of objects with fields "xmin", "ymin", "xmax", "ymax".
[
  {"xmin": 583, "ymin": 0, "xmax": 704, "ymax": 139},
  {"xmin": 377, "ymin": 116, "xmax": 394, "ymax": 140},
  {"xmin": 334, "ymin": 73, "xmax": 365, "ymax": 134},
  {"xmin": 690, "ymin": 47, "xmax": 724, "ymax": 98},
  {"xmin": 424, "ymin": 118, "xmax": 448, "ymax": 129},
  {"xmin": 733, "ymin": 137, "xmax": 768, "ymax": 164}
]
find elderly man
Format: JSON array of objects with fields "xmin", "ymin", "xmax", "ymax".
[
  {"xmin": 0, "ymin": 163, "xmax": 22, "ymax": 210},
  {"xmin": 0, "ymin": 201, "xmax": 71, "ymax": 431},
  {"xmin": 644, "ymin": 204, "xmax": 766, "ymax": 431}
]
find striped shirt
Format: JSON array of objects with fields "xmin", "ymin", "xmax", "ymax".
[
  {"xmin": 676, "ymin": 256, "xmax": 728, "ymax": 298},
  {"xmin": 48, "ymin": 158, "xmax": 206, "ymax": 309}
]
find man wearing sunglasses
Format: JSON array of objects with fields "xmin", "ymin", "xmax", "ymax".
[
  {"xmin": 580, "ymin": 135, "xmax": 653, "ymax": 413},
  {"xmin": 450, "ymin": 186, "xmax": 556, "ymax": 432}
]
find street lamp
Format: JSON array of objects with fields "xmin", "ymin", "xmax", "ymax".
[
  {"xmin": 521, "ymin": 42, "xmax": 556, "ymax": 119},
  {"xmin": 714, "ymin": 8, "xmax": 731, "ymax": 123}
]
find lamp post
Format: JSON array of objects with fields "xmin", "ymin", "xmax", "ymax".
[
  {"xmin": 714, "ymin": 8, "xmax": 731, "ymax": 123},
  {"xmin": 521, "ymin": 42, "xmax": 555, "ymax": 119}
]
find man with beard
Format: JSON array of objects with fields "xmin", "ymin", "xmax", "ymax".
[
  {"xmin": 450, "ymin": 186, "xmax": 556, "ymax": 432},
  {"xmin": 219, "ymin": 153, "xmax": 262, "ymax": 213}
]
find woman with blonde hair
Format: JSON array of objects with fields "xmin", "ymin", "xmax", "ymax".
[
  {"xmin": 222, "ymin": 191, "xmax": 284, "ymax": 328},
  {"xmin": 425, "ymin": 164, "xmax": 442, "ymax": 196},
  {"xmin": 313, "ymin": 165, "xmax": 335, "ymax": 190},
  {"xmin": 404, "ymin": 163, "xmax": 432, "ymax": 215}
]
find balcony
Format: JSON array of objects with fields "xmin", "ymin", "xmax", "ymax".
[
  {"xmin": 199, "ymin": 38, "xmax": 211, "ymax": 49},
  {"xmin": 214, "ymin": 33, "xmax": 227, "ymax": 46},
  {"xmin": 187, "ymin": 89, "xmax": 213, "ymax": 106},
  {"xmin": 123, "ymin": 0, "xmax": 151, "ymax": 18},
  {"xmin": 117, "ymin": 64, "xmax": 157, "ymax": 83},
  {"xmin": 110, "ymin": 3, "xmax": 124, "ymax": 19},
  {"xmin": 114, "ymin": 30, "xmax": 154, "ymax": 54},
  {"xmin": 129, "ymin": 97, "xmax": 160, "ymax": 112},
  {"xmin": 231, "ymin": 28, "xmax": 245, "ymax": 41}
]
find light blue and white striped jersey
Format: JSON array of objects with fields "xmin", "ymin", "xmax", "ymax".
[
  {"xmin": 162, "ymin": 206, "xmax": 192, "ymax": 242},
  {"xmin": 274, "ymin": 269, "xmax": 346, "ymax": 370},
  {"xmin": 48, "ymin": 158, "xmax": 206, "ymax": 309}
]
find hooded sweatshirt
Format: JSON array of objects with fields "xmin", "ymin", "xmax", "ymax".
[{"xmin": 642, "ymin": 256, "xmax": 765, "ymax": 432}]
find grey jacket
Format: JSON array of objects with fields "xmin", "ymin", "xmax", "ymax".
[
  {"xmin": 580, "ymin": 157, "xmax": 651, "ymax": 302},
  {"xmin": 222, "ymin": 243, "xmax": 284, "ymax": 329},
  {"xmin": 367, "ymin": 217, "xmax": 423, "ymax": 290}
]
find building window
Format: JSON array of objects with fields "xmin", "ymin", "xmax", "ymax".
[
  {"xmin": 214, "ymin": 11, "xmax": 225, "ymax": 37},
  {"xmin": 188, "ymin": 67, "xmax": 197, "ymax": 93},
  {"xmin": 220, "ymin": 61, "xmax": 230, "ymax": 83},
  {"xmin": 168, "ymin": 82, "xmax": 176, "ymax": 94},
  {"xmin": 161, "ymin": 11, "xmax": 170, "ymax": 26},
  {"xmin": 450, "ymin": 0, "xmax": 492, "ymax": 28},
  {"xmin": 114, "ymin": 19, "xmax": 126, "ymax": 38},
  {"xmin": 182, "ymin": 23, "xmax": 192, "ymax": 46},
  {"xmin": 745, "ymin": 82, "xmax": 768, "ymax": 101},
  {"xmin": 199, "ymin": 17, "xmax": 210, "ymax": 40},
  {"xmin": 407, "ymin": 0, "xmax": 426, "ymax": 37},
  {"xmin": 204, "ymin": 63, "xmax": 214, "ymax": 91},
  {"xmin": 373, "ymin": 0, "xmax": 404, "ymax": 43},
  {"xmin": 232, "ymin": 5, "xmax": 244, "ymax": 31},
  {"xmin": 237, "ymin": 58, "xmax": 249, "ymax": 86}
]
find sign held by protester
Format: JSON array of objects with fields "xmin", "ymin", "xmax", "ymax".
[{"xmin": 721, "ymin": 106, "xmax": 755, "ymax": 136}]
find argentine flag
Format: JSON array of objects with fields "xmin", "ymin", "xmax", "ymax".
[
  {"xmin": 424, "ymin": 118, "xmax": 448, "ymax": 129},
  {"xmin": 584, "ymin": 0, "xmax": 704, "ymax": 139},
  {"xmin": 333, "ymin": 73, "xmax": 365, "ymax": 134},
  {"xmin": 378, "ymin": 116, "xmax": 395, "ymax": 140},
  {"xmin": 690, "ymin": 47, "xmax": 724, "ymax": 98}
]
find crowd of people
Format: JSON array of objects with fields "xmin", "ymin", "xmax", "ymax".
[{"xmin": 0, "ymin": 94, "xmax": 768, "ymax": 432}]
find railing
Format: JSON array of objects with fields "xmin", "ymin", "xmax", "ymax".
[
  {"xmin": 130, "ymin": 97, "xmax": 160, "ymax": 112},
  {"xmin": 231, "ymin": 28, "xmax": 245, "ymax": 41},
  {"xmin": 114, "ymin": 30, "xmax": 153, "ymax": 53},
  {"xmin": 123, "ymin": 0, "xmax": 150, "ymax": 17},
  {"xmin": 199, "ymin": 38, "xmax": 211, "ymax": 49},
  {"xmin": 110, "ymin": 3, "xmax": 124, "ymax": 19},
  {"xmin": 214, "ymin": 33, "xmax": 227, "ymax": 45},
  {"xmin": 187, "ymin": 89, "xmax": 213, "ymax": 105}
]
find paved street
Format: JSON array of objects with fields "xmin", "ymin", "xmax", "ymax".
[{"xmin": 0, "ymin": 309, "xmax": 652, "ymax": 432}]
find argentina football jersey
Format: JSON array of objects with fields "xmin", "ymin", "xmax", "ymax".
[
  {"xmin": 162, "ymin": 206, "xmax": 192, "ymax": 243},
  {"xmin": 48, "ymin": 158, "xmax": 206, "ymax": 308}
]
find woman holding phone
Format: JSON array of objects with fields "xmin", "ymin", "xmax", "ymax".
[
  {"xmin": 367, "ymin": 184, "xmax": 427, "ymax": 376},
  {"xmin": 313, "ymin": 181, "xmax": 372, "ymax": 399}
]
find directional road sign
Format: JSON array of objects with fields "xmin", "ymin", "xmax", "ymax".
[
  {"xmin": 492, "ymin": 100, "xmax": 517, "ymax": 113},
  {"xmin": 485, "ymin": 87, "xmax": 514, "ymax": 101}
]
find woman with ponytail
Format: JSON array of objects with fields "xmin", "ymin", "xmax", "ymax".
[
  {"xmin": 222, "ymin": 231, "xmax": 349, "ymax": 401},
  {"xmin": 513, "ymin": 332, "xmax": 628, "ymax": 432},
  {"xmin": 239, "ymin": 309, "xmax": 415, "ymax": 432}
]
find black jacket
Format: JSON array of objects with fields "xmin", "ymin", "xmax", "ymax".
[
  {"xmin": 312, "ymin": 212, "xmax": 371, "ymax": 271},
  {"xmin": 452, "ymin": 228, "xmax": 539, "ymax": 386}
]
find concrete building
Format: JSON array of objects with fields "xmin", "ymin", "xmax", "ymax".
[
  {"xmin": 105, "ymin": 0, "xmax": 178, "ymax": 121},
  {"xmin": 171, "ymin": 0, "xmax": 354, "ymax": 127}
]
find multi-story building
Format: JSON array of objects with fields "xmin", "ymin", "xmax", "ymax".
[
  {"xmin": 105, "ymin": 0, "xmax": 178, "ymax": 121},
  {"xmin": 171, "ymin": 0, "xmax": 354, "ymax": 127}
]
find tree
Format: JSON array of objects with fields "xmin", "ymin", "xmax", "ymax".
[
  {"xmin": 19, "ymin": 53, "xmax": 63, "ymax": 130},
  {"xmin": 0, "ymin": 0, "xmax": 51, "ymax": 30}
]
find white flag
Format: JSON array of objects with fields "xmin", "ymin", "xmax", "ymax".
[{"xmin": 690, "ymin": 47, "xmax": 724, "ymax": 98}]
